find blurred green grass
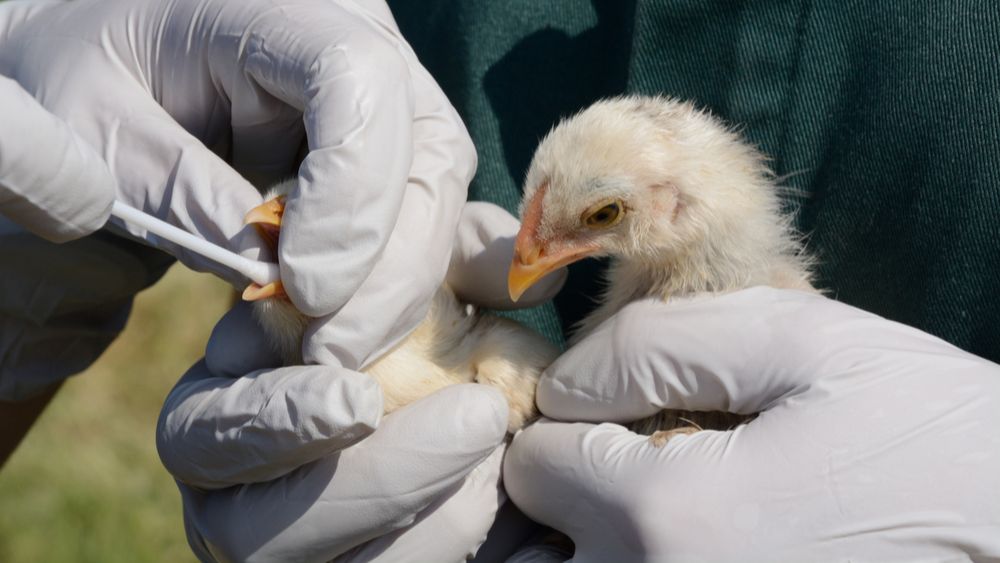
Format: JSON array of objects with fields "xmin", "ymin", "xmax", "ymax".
[{"xmin": 0, "ymin": 265, "xmax": 232, "ymax": 563}]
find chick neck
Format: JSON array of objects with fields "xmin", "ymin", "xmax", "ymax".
[{"xmin": 570, "ymin": 199, "xmax": 812, "ymax": 343}]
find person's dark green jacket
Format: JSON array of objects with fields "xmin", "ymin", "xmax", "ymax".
[{"xmin": 389, "ymin": 0, "xmax": 1000, "ymax": 363}]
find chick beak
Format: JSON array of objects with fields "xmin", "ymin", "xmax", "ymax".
[
  {"xmin": 508, "ymin": 234, "xmax": 598, "ymax": 302},
  {"xmin": 245, "ymin": 196, "xmax": 286, "ymax": 252},
  {"xmin": 242, "ymin": 281, "xmax": 286, "ymax": 301},
  {"xmin": 508, "ymin": 238, "xmax": 544, "ymax": 303},
  {"xmin": 242, "ymin": 196, "xmax": 287, "ymax": 302}
]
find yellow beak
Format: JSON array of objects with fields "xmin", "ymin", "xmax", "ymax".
[
  {"xmin": 507, "ymin": 240, "xmax": 598, "ymax": 302},
  {"xmin": 245, "ymin": 196, "xmax": 286, "ymax": 249},
  {"xmin": 242, "ymin": 196, "xmax": 287, "ymax": 302}
]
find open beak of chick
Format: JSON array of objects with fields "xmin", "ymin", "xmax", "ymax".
[
  {"xmin": 508, "ymin": 187, "xmax": 600, "ymax": 302},
  {"xmin": 242, "ymin": 196, "xmax": 287, "ymax": 302}
]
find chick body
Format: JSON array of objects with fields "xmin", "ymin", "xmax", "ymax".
[{"xmin": 251, "ymin": 180, "xmax": 557, "ymax": 433}]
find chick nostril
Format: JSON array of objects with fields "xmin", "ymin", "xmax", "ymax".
[{"xmin": 517, "ymin": 245, "xmax": 541, "ymax": 266}]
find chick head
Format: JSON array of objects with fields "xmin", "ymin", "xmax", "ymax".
[{"xmin": 508, "ymin": 96, "xmax": 779, "ymax": 301}]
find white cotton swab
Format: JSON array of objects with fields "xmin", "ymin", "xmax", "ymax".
[{"xmin": 109, "ymin": 200, "xmax": 280, "ymax": 287}]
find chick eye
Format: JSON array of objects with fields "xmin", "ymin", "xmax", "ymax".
[{"xmin": 583, "ymin": 200, "xmax": 624, "ymax": 228}]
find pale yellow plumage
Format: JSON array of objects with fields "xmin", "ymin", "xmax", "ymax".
[{"xmin": 248, "ymin": 180, "xmax": 556, "ymax": 434}]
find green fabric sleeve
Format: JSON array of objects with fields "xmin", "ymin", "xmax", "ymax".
[{"xmin": 389, "ymin": 1, "xmax": 1000, "ymax": 363}]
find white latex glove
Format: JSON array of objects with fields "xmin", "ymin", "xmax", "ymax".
[
  {"xmin": 0, "ymin": 0, "xmax": 475, "ymax": 369},
  {"xmin": 0, "ymin": 76, "xmax": 114, "ymax": 242},
  {"xmin": 157, "ymin": 202, "xmax": 566, "ymax": 562},
  {"xmin": 504, "ymin": 287, "xmax": 1000, "ymax": 562}
]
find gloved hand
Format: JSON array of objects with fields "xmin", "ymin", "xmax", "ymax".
[
  {"xmin": 157, "ymin": 202, "xmax": 566, "ymax": 563},
  {"xmin": 0, "ymin": 76, "xmax": 114, "ymax": 242},
  {"xmin": 0, "ymin": 69, "xmax": 130, "ymax": 401},
  {"xmin": 504, "ymin": 287, "xmax": 1000, "ymax": 562},
  {"xmin": 0, "ymin": 0, "xmax": 475, "ymax": 370}
]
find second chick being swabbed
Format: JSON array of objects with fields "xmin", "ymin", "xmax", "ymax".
[
  {"xmin": 242, "ymin": 182, "xmax": 557, "ymax": 433},
  {"xmin": 508, "ymin": 95, "xmax": 817, "ymax": 445}
]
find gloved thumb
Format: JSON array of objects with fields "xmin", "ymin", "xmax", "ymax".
[
  {"xmin": 447, "ymin": 201, "xmax": 567, "ymax": 309},
  {"xmin": 504, "ymin": 419, "xmax": 693, "ymax": 563},
  {"xmin": 0, "ymin": 76, "xmax": 114, "ymax": 242},
  {"xmin": 536, "ymin": 287, "xmax": 890, "ymax": 423}
]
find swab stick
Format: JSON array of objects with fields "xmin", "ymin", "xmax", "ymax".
[{"xmin": 110, "ymin": 200, "xmax": 280, "ymax": 287}]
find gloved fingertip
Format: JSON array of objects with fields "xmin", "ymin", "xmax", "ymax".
[
  {"xmin": 504, "ymin": 420, "xmax": 564, "ymax": 474},
  {"xmin": 204, "ymin": 301, "xmax": 282, "ymax": 377},
  {"xmin": 534, "ymin": 373, "xmax": 585, "ymax": 421},
  {"xmin": 432, "ymin": 384, "xmax": 509, "ymax": 449}
]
